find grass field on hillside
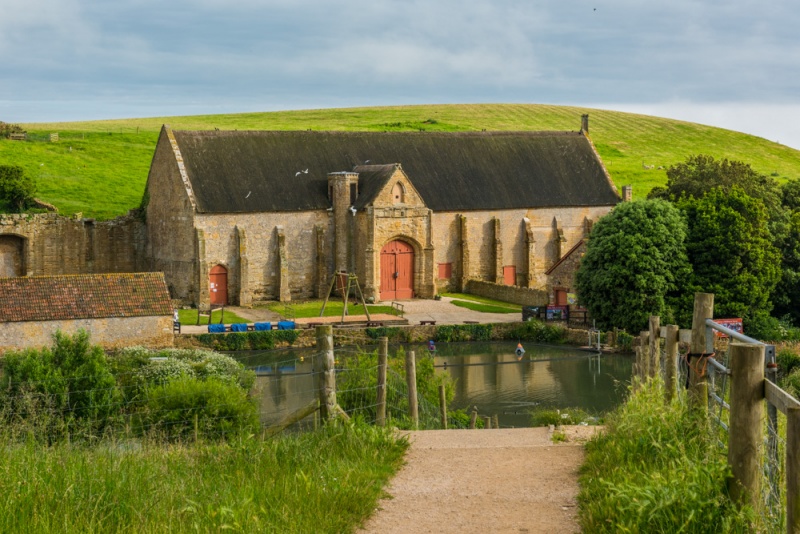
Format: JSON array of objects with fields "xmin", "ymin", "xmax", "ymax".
[{"xmin": 3, "ymin": 104, "xmax": 800, "ymax": 219}]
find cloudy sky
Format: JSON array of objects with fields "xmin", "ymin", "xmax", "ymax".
[{"xmin": 2, "ymin": 0, "xmax": 799, "ymax": 148}]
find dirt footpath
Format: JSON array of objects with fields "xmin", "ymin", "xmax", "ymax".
[{"xmin": 360, "ymin": 427, "xmax": 601, "ymax": 534}]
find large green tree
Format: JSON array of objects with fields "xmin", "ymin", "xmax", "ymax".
[
  {"xmin": 576, "ymin": 199, "xmax": 691, "ymax": 333},
  {"xmin": 679, "ymin": 187, "xmax": 780, "ymax": 321},
  {"xmin": 648, "ymin": 154, "xmax": 781, "ymax": 212},
  {"xmin": 0, "ymin": 164, "xmax": 36, "ymax": 212}
]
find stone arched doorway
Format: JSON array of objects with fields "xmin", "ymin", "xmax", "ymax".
[
  {"xmin": 0, "ymin": 235, "xmax": 25, "ymax": 277},
  {"xmin": 380, "ymin": 240, "xmax": 414, "ymax": 300},
  {"xmin": 209, "ymin": 264, "xmax": 228, "ymax": 305}
]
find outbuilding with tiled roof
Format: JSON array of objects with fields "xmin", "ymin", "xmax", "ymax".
[{"xmin": 0, "ymin": 273, "xmax": 174, "ymax": 352}]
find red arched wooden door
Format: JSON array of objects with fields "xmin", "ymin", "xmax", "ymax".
[
  {"xmin": 209, "ymin": 265, "xmax": 228, "ymax": 305},
  {"xmin": 380, "ymin": 240, "xmax": 414, "ymax": 300}
]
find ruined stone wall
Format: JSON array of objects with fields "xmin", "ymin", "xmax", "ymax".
[
  {"xmin": 0, "ymin": 315, "xmax": 174, "ymax": 353},
  {"xmin": 0, "ymin": 212, "xmax": 145, "ymax": 277}
]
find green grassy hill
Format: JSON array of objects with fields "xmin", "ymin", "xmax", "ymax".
[{"xmin": 3, "ymin": 104, "xmax": 799, "ymax": 219}]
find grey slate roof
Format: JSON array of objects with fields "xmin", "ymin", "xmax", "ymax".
[{"xmin": 169, "ymin": 129, "xmax": 619, "ymax": 213}]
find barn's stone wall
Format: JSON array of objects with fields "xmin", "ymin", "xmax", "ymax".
[
  {"xmin": 144, "ymin": 128, "xmax": 199, "ymax": 302},
  {"xmin": 0, "ymin": 316, "xmax": 174, "ymax": 353},
  {"xmin": 465, "ymin": 280, "xmax": 548, "ymax": 306},
  {"xmin": 432, "ymin": 206, "xmax": 609, "ymax": 292},
  {"xmin": 194, "ymin": 211, "xmax": 332, "ymax": 306},
  {"xmin": 0, "ymin": 212, "xmax": 145, "ymax": 277}
]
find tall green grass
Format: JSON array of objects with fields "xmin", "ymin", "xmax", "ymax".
[
  {"xmin": 3, "ymin": 104, "xmax": 799, "ymax": 219},
  {"xmin": 0, "ymin": 423, "xmax": 407, "ymax": 533},
  {"xmin": 578, "ymin": 379, "xmax": 758, "ymax": 533}
]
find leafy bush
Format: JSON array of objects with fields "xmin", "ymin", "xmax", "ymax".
[
  {"xmin": 192, "ymin": 330, "xmax": 300, "ymax": 351},
  {"xmin": 0, "ymin": 164, "xmax": 36, "ymax": 212},
  {"xmin": 1, "ymin": 330, "xmax": 118, "ymax": 423},
  {"xmin": 743, "ymin": 310, "xmax": 782, "ymax": 341},
  {"xmin": 783, "ymin": 370, "xmax": 800, "ymax": 398},
  {"xmin": 435, "ymin": 324, "xmax": 492, "ymax": 342},
  {"xmin": 140, "ymin": 377, "xmax": 260, "ymax": 441},
  {"xmin": 615, "ymin": 330, "xmax": 634, "ymax": 352}
]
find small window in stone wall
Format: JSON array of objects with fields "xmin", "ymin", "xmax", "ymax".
[
  {"xmin": 438, "ymin": 262, "xmax": 452, "ymax": 279},
  {"xmin": 392, "ymin": 182, "xmax": 405, "ymax": 204}
]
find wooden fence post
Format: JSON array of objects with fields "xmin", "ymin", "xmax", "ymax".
[
  {"xmin": 315, "ymin": 325, "xmax": 336, "ymax": 421},
  {"xmin": 788, "ymin": 406, "xmax": 800, "ymax": 534},
  {"xmin": 640, "ymin": 331, "xmax": 650, "ymax": 380},
  {"xmin": 406, "ymin": 350, "xmax": 419, "ymax": 428},
  {"xmin": 689, "ymin": 293, "xmax": 714, "ymax": 413},
  {"xmin": 665, "ymin": 325, "xmax": 679, "ymax": 403},
  {"xmin": 469, "ymin": 409, "xmax": 478, "ymax": 429},
  {"xmin": 439, "ymin": 384, "xmax": 447, "ymax": 429},
  {"xmin": 376, "ymin": 337, "xmax": 388, "ymax": 427},
  {"xmin": 493, "ymin": 414, "xmax": 499, "ymax": 430},
  {"xmin": 649, "ymin": 316, "xmax": 660, "ymax": 379},
  {"xmin": 727, "ymin": 343, "xmax": 764, "ymax": 509},
  {"xmin": 484, "ymin": 416, "xmax": 492, "ymax": 429}
]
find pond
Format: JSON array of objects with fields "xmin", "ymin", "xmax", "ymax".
[{"xmin": 231, "ymin": 341, "xmax": 632, "ymax": 428}]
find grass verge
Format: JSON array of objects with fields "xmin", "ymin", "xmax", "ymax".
[
  {"xmin": 265, "ymin": 300, "xmax": 395, "ymax": 318},
  {"xmin": 578, "ymin": 379, "xmax": 758, "ymax": 532},
  {"xmin": 177, "ymin": 309, "xmax": 250, "ymax": 325},
  {"xmin": 440, "ymin": 292, "xmax": 521, "ymax": 313},
  {"xmin": 0, "ymin": 423, "xmax": 407, "ymax": 533}
]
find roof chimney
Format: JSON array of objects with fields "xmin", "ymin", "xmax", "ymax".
[
  {"xmin": 622, "ymin": 185, "xmax": 633, "ymax": 202},
  {"xmin": 581, "ymin": 114, "xmax": 589, "ymax": 134}
]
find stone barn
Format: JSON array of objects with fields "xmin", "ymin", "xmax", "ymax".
[
  {"xmin": 142, "ymin": 126, "xmax": 620, "ymax": 308},
  {"xmin": 0, "ymin": 272, "xmax": 174, "ymax": 353}
]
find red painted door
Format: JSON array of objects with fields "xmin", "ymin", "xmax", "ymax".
[
  {"xmin": 380, "ymin": 240, "xmax": 414, "ymax": 300},
  {"xmin": 503, "ymin": 265, "xmax": 516, "ymax": 286},
  {"xmin": 209, "ymin": 265, "xmax": 228, "ymax": 305},
  {"xmin": 555, "ymin": 289, "xmax": 568, "ymax": 306}
]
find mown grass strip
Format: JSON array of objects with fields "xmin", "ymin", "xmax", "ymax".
[
  {"xmin": 440, "ymin": 292, "xmax": 521, "ymax": 313},
  {"xmin": 177, "ymin": 309, "xmax": 250, "ymax": 325},
  {"xmin": 264, "ymin": 300, "xmax": 395, "ymax": 319}
]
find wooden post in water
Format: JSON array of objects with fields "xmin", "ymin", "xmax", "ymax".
[
  {"xmin": 493, "ymin": 414, "xmax": 499, "ymax": 430},
  {"xmin": 484, "ymin": 416, "xmax": 492, "ymax": 429},
  {"xmin": 439, "ymin": 384, "xmax": 447, "ymax": 429},
  {"xmin": 727, "ymin": 343, "xmax": 764, "ymax": 509},
  {"xmin": 315, "ymin": 325, "xmax": 337, "ymax": 421},
  {"xmin": 406, "ymin": 350, "xmax": 419, "ymax": 429},
  {"xmin": 376, "ymin": 337, "xmax": 388, "ymax": 427},
  {"xmin": 689, "ymin": 293, "xmax": 714, "ymax": 414},
  {"xmin": 649, "ymin": 316, "xmax": 660, "ymax": 379},
  {"xmin": 664, "ymin": 325, "xmax": 679, "ymax": 403},
  {"xmin": 469, "ymin": 409, "xmax": 478, "ymax": 429}
]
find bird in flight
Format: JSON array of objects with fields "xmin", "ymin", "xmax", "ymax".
[{"xmin": 295, "ymin": 168, "xmax": 309, "ymax": 176}]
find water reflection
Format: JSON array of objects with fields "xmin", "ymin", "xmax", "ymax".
[{"xmin": 231, "ymin": 342, "xmax": 632, "ymax": 428}]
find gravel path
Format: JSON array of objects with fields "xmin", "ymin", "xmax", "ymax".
[{"xmin": 360, "ymin": 427, "xmax": 600, "ymax": 534}]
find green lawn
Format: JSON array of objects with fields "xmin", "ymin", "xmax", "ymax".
[
  {"xmin": 177, "ymin": 309, "xmax": 250, "ymax": 325},
  {"xmin": 264, "ymin": 300, "xmax": 396, "ymax": 319},
  {"xmin": 441, "ymin": 292, "xmax": 521, "ymax": 313},
  {"xmin": 3, "ymin": 104, "xmax": 799, "ymax": 219}
]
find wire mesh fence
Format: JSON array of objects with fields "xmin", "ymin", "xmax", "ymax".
[{"xmin": 648, "ymin": 306, "xmax": 796, "ymax": 533}]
